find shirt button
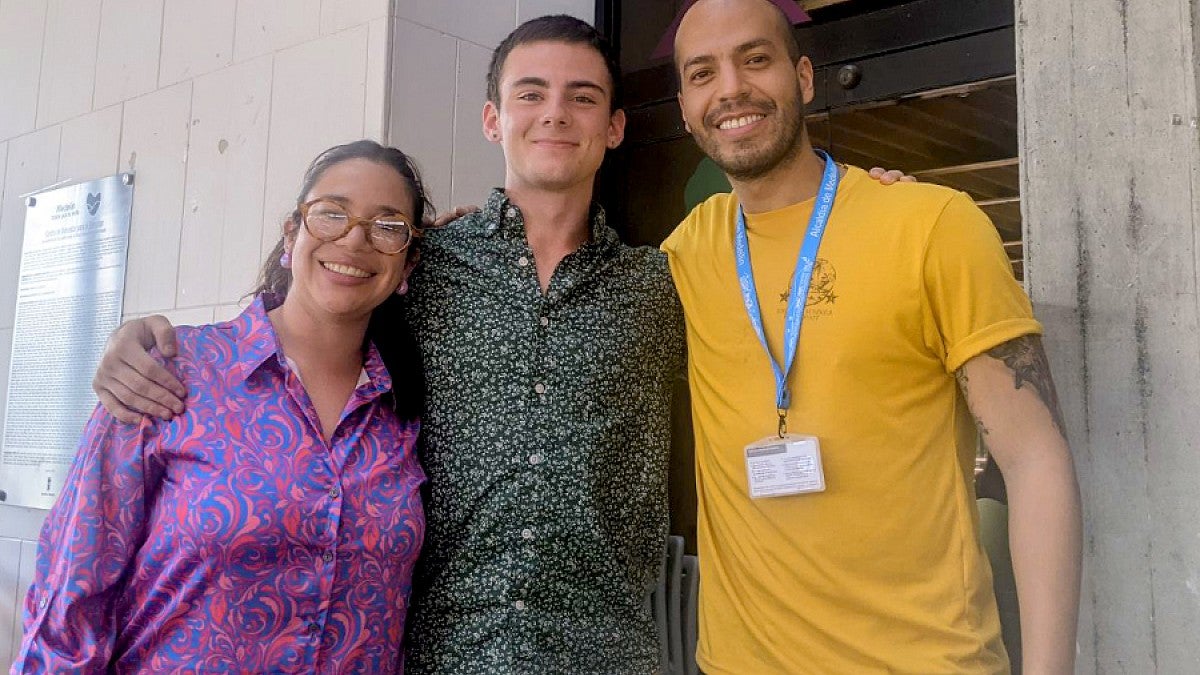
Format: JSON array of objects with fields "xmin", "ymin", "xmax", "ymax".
[
  {"xmin": 533, "ymin": 382, "xmax": 546, "ymax": 394},
  {"xmin": 506, "ymin": 207, "xmax": 518, "ymax": 219},
  {"xmin": 514, "ymin": 600, "xmax": 527, "ymax": 611},
  {"xmin": 322, "ymin": 551, "xmax": 334, "ymax": 563},
  {"xmin": 539, "ymin": 315, "xmax": 549, "ymax": 327},
  {"xmin": 521, "ymin": 528, "xmax": 534, "ymax": 540},
  {"xmin": 38, "ymin": 597, "xmax": 47, "ymax": 608},
  {"xmin": 517, "ymin": 256, "xmax": 530, "ymax": 267},
  {"xmin": 307, "ymin": 622, "xmax": 320, "ymax": 634},
  {"xmin": 328, "ymin": 487, "xmax": 340, "ymax": 499},
  {"xmin": 529, "ymin": 453, "xmax": 543, "ymax": 465}
]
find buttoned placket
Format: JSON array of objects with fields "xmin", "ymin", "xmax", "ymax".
[{"xmin": 277, "ymin": 359, "xmax": 367, "ymax": 658}]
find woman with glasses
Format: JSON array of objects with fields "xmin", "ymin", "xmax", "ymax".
[{"xmin": 12, "ymin": 141, "xmax": 429, "ymax": 674}]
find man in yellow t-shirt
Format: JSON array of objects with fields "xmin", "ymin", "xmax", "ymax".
[{"xmin": 665, "ymin": 1, "xmax": 1083, "ymax": 673}]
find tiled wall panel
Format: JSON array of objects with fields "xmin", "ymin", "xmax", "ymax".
[
  {"xmin": 94, "ymin": 0, "xmax": 164, "ymax": 109},
  {"xmin": 158, "ymin": 0, "xmax": 237, "ymax": 86},
  {"xmin": 0, "ymin": 1, "xmax": 48, "ymax": 141},
  {"xmin": 396, "ymin": 0, "xmax": 517, "ymax": 50},
  {"xmin": 35, "ymin": 0, "xmax": 102, "ymax": 128},
  {"xmin": 57, "ymin": 105, "xmax": 123, "ymax": 184},
  {"xmin": 119, "ymin": 83, "xmax": 193, "ymax": 315},
  {"xmin": 0, "ymin": 127, "xmax": 63, "ymax": 330},
  {"xmin": 389, "ymin": 19, "xmax": 457, "ymax": 211},
  {"xmin": 261, "ymin": 27, "xmax": 369, "ymax": 256},
  {"xmin": 450, "ymin": 41, "xmax": 506, "ymax": 207},
  {"xmin": 178, "ymin": 57, "xmax": 273, "ymax": 308},
  {"xmin": 234, "ymin": 0, "xmax": 322, "ymax": 62}
]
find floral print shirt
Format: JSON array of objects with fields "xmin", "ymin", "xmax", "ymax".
[
  {"xmin": 398, "ymin": 190, "xmax": 685, "ymax": 674},
  {"xmin": 12, "ymin": 295, "xmax": 425, "ymax": 674}
]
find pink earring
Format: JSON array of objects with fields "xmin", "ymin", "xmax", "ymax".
[
  {"xmin": 280, "ymin": 251, "xmax": 291, "ymax": 268},
  {"xmin": 395, "ymin": 279, "xmax": 409, "ymax": 295}
]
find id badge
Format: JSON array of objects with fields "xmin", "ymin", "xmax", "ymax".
[{"xmin": 744, "ymin": 434, "xmax": 825, "ymax": 498}]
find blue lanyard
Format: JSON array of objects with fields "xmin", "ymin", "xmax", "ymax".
[{"xmin": 734, "ymin": 150, "xmax": 839, "ymax": 437}]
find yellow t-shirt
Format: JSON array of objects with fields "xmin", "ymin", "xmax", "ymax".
[{"xmin": 661, "ymin": 166, "xmax": 1040, "ymax": 674}]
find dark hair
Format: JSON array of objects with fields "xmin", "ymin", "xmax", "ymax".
[
  {"xmin": 256, "ymin": 140, "xmax": 433, "ymax": 298},
  {"xmin": 255, "ymin": 140, "xmax": 433, "ymax": 421},
  {"xmin": 487, "ymin": 14, "xmax": 622, "ymax": 112}
]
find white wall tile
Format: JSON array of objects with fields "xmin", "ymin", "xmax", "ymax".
[
  {"xmin": 57, "ymin": 105, "xmax": 123, "ymax": 184},
  {"xmin": 0, "ymin": 537, "xmax": 19, "ymax": 664},
  {"xmin": 0, "ymin": 127, "xmax": 63, "ymax": 331},
  {"xmin": 516, "ymin": 0, "xmax": 594, "ymax": 23},
  {"xmin": 0, "ymin": 1, "xmax": 47, "ymax": 142},
  {"xmin": 159, "ymin": 0, "xmax": 236, "ymax": 86},
  {"xmin": 213, "ymin": 301, "xmax": 250, "ymax": 323},
  {"xmin": 35, "ymin": 0, "xmax": 102, "ymax": 128},
  {"xmin": 119, "ymin": 83, "xmax": 193, "ymax": 315},
  {"xmin": 516, "ymin": 0, "xmax": 595, "ymax": 23},
  {"xmin": 261, "ymin": 27, "xmax": 368, "ymax": 256},
  {"xmin": 388, "ymin": 19, "xmax": 456, "ymax": 211},
  {"xmin": 94, "ymin": 0, "xmax": 164, "ymax": 110},
  {"xmin": 234, "ymin": 0, "xmax": 322, "ymax": 62},
  {"xmin": 451, "ymin": 40, "xmax": 506, "ymax": 207},
  {"xmin": 179, "ymin": 57, "xmax": 272, "ymax": 308},
  {"xmin": 396, "ymin": 0, "xmax": 517, "ymax": 50},
  {"xmin": 0, "ymin": 141, "xmax": 7, "ymax": 226},
  {"xmin": 320, "ymin": 0, "xmax": 389, "ymax": 34},
  {"xmin": 11, "ymin": 540, "xmax": 38, "ymax": 661},
  {"xmin": 0, "ymin": 505, "xmax": 47, "ymax": 544},
  {"xmin": 160, "ymin": 306, "xmax": 213, "ymax": 326},
  {"xmin": 364, "ymin": 17, "xmax": 389, "ymax": 142}
]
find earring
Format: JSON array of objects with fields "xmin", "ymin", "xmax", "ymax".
[
  {"xmin": 280, "ymin": 251, "xmax": 291, "ymax": 268},
  {"xmin": 395, "ymin": 279, "xmax": 409, "ymax": 295}
]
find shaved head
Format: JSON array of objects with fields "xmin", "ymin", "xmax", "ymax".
[{"xmin": 676, "ymin": 0, "xmax": 801, "ymax": 68}]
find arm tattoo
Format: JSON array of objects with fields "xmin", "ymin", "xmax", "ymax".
[
  {"xmin": 954, "ymin": 369, "xmax": 990, "ymax": 436},
  {"xmin": 985, "ymin": 335, "xmax": 1068, "ymax": 435}
]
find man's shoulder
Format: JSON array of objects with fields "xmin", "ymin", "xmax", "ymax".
[
  {"xmin": 843, "ymin": 165, "xmax": 963, "ymax": 215},
  {"xmin": 422, "ymin": 208, "xmax": 490, "ymax": 244},
  {"xmin": 663, "ymin": 191, "xmax": 736, "ymax": 255},
  {"xmin": 612, "ymin": 241, "xmax": 669, "ymax": 272}
]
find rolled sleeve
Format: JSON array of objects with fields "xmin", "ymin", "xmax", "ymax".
[{"xmin": 921, "ymin": 192, "xmax": 1042, "ymax": 373}]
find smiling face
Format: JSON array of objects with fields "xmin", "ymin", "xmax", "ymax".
[
  {"xmin": 483, "ymin": 40, "xmax": 626, "ymax": 195},
  {"xmin": 675, "ymin": 0, "xmax": 814, "ymax": 181},
  {"xmin": 283, "ymin": 157, "xmax": 415, "ymax": 323}
]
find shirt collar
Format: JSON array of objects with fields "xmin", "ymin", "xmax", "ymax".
[
  {"xmin": 476, "ymin": 188, "xmax": 620, "ymax": 251},
  {"xmin": 228, "ymin": 294, "xmax": 393, "ymax": 395}
]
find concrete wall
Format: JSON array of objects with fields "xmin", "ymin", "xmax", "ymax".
[
  {"xmin": 0, "ymin": 0, "xmax": 594, "ymax": 665},
  {"xmin": 1016, "ymin": 0, "xmax": 1200, "ymax": 672}
]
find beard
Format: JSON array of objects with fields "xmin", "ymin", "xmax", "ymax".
[{"xmin": 694, "ymin": 94, "xmax": 806, "ymax": 182}]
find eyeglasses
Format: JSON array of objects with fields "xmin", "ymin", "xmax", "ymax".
[{"xmin": 297, "ymin": 199, "xmax": 419, "ymax": 255}]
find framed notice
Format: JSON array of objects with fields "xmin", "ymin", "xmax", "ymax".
[{"xmin": 0, "ymin": 174, "xmax": 134, "ymax": 509}]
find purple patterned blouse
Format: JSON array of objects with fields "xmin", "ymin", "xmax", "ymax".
[{"xmin": 11, "ymin": 296, "xmax": 425, "ymax": 674}]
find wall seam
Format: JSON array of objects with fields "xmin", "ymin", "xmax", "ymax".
[
  {"xmin": 172, "ymin": 81, "xmax": 196, "ymax": 313},
  {"xmin": 257, "ymin": 53, "xmax": 278, "ymax": 269},
  {"xmin": 379, "ymin": 3, "xmax": 396, "ymax": 144},
  {"xmin": 449, "ymin": 40, "xmax": 461, "ymax": 205},
  {"xmin": 154, "ymin": 0, "xmax": 168, "ymax": 89},
  {"xmin": 31, "ymin": 0, "xmax": 50, "ymax": 132}
]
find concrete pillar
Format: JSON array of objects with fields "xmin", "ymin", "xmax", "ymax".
[{"xmin": 1016, "ymin": 0, "xmax": 1200, "ymax": 672}]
